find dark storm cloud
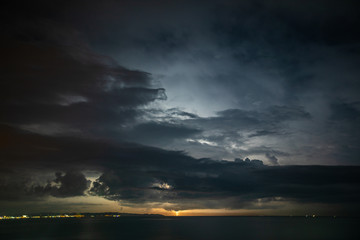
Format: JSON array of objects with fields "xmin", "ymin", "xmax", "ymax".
[
  {"xmin": 90, "ymin": 153, "xmax": 360, "ymax": 211},
  {"xmin": 1, "ymin": 123, "xmax": 360, "ymax": 213},
  {"xmin": 124, "ymin": 122, "xmax": 201, "ymax": 145},
  {"xmin": 212, "ymin": 0, "xmax": 360, "ymax": 48},
  {"xmin": 330, "ymin": 101, "xmax": 360, "ymax": 122},
  {"xmin": 4, "ymin": 0, "xmax": 357, "ymax": 165},
  {"xmin": 0, "ymin": 170, "xmax": 89, "ymax": 200},
  {"xmin": 0, "ymin": 18, "xmax": 166, "ymax": 137},
  {"xmin": 182, "ymin": 105, "xmax": 310, "ymax": 135},
  {"xmin": 1, "ymin": 0, "xmax": 360, "ymax": 215},
  {"xmin": 62, "ymin": 0, "xmax": 359, "ymax": 164},
  {"xmin": 31, "ymin": 171, "xmax": 90, "ymax": 198},
  {"xmin": 217, "ymin": 105, "xmax": 310, "ymax": 124}
]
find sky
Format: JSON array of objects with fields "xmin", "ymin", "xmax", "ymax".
[{"xmin": 1, "ymin": 0, "xmax": 360, "ymax": 216}]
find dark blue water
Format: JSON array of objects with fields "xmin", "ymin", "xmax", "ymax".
[{"xmin": 0, "ymin": 217, "xmax": 359, "ymax": 240}]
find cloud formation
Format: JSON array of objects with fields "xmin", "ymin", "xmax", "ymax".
[
  {"xmin": 1, "ymin": 124, "xmax": 359, "ymax": 215},
  {"xmin": 0, "ymin": 19, "xmax": 166, "ymax": 139},
  {"xmin": 49, "ymin": 0, "xmax": 358, "ymax": 165},
  {"xmin": 1, "ymin": 0, "xmax": 360, "ymax": 215}
]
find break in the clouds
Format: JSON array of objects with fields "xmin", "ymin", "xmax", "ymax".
[{"xmin": 1, "ymin": 0, "xmax": 360, "ymax": 215}]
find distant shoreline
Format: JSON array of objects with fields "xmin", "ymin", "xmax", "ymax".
[{"xmin": 1, "ymin": 213, "xmax": 356, "ymax": 220}]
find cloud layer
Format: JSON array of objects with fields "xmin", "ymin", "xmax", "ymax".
[
  {"xmin": 1, "ymin": 124, "xmax": 360, "ymax": 214},
  {"xmin": 1, "ymin": 0, "xmax": 360, "ymax": 215}
]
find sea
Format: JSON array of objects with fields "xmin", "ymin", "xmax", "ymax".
[{"xmin": 0, "ymin": 216, "xmax": 359, "ymax": 240}]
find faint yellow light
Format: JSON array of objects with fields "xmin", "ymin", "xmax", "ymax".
[{"xmin": 175, "ymin": 211, "xmax": 179, "ymax": 216}]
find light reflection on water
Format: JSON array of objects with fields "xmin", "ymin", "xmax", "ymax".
[{"xmin": 0, "ymin": 216, "xmax": 359, "ymax": 240}]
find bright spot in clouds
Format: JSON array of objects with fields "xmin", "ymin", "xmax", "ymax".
[
  {"xmin": 187, "ymin": 139, "xmax": 218, "ymax": 146},
  {"xmin": 152, "ymin": 182, "xmax": 172, "ymax": 190}
]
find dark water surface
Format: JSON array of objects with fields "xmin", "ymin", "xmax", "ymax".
[{"xmin": 0, "ymin": 216, "xmax": 359, "ymax": 240}]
